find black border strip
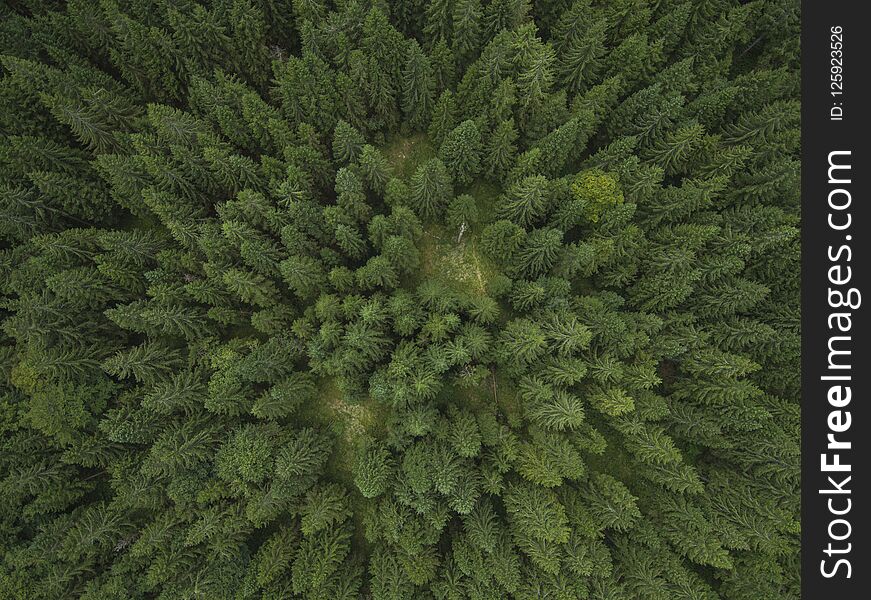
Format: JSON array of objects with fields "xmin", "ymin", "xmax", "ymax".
[{"xmin": 801, "ymin": 2, "xmax": 868, "ymax": 596}]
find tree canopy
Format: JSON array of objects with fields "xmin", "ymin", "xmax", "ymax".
[{"xmin": 0, "ymin": 1, "xmax": 800, "ymax": 599}]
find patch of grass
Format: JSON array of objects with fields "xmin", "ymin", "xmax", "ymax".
[
  {"xmin": 382, "ymin": 132, "xmax": 436, "ymax": 180},
  {"xmin": 465, "ymin": 179, "xmax": 503, "ymax": 234},
  {"xmin": 416, "ymin": 223, "xmax": 499, "ymax": 298},
  {"xmin": 296, "ymin": 378, "xmax": 387, "ymax": 487}
]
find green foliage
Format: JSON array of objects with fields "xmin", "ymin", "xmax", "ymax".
[
  {"xmin": 332, "ymin": 120, "xmax": 365, "ymax": 164},
  {"xmin": 439, "ymin": 119, "xmax": 483, "ymax": 185},
  {"xmin": 569, "ymin": 168, "xmax": 624, "ymax": 223},
  {"xmin": 410, "ymin": 158, "xmax": 453, "ymax": 220},
  {"xmin": 354, "ymin": 443, "xmax": 393, "ymax": 499},
  {"xmin": 0, "ymin": 1, "xmax": 799, "ymax": 598}
]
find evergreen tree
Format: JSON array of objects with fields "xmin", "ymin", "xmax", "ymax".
[
  {"xmin": 359, "ymin": 144, "xmax": 393, "ymax": 194},
  {"xmin": 452, "ymin": 0, "xmax": 484, "ymax": 66},
  {"xmin": 484, "ymin": 118, "xmax": 519, "ymax": 181},
  {"xmin": 410, "ymin": 158, "xmax": 453, "ymax": 220},
  {"xmin": 428, "ymin": 90, "xmax": 458, "ymax": 148},
  {"xmin": 498, "ymin": 175, "xmax": 550, "ymax": 227},
  {"xmin": 439, "ymin": 119, "xmax": 483, "ymax": 185},
  {"xmin": 401, "ymin": 41, "xmax": 436, "ymax": 130},
  {"xmin": 333, "ymin": 119, "xmax": 366, "ymax": 164}
]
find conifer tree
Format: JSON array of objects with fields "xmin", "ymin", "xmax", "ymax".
[
  {"xmin": 410, "ymin": 158, "xmax": 453, "ymax": 220},
  {"xmin": 332, "ymin": 120, "xmax": 366, "ymax": 164},
  {"xmin": 439, "ymin": 119, "xmax": 483, "ymax": 185},
  {"xmin": 485, "ymin": 118, "xmax": 519, "ymax": 181},
  {"xmin": 428, "ymin": 90, "xmax": 458, "ymax": 148},
  {"xmin": 401, "ymin": 41, "xmax": 436, "ymax": 130}
]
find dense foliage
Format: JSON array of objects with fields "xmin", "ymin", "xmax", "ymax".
[{"xmin": 0, "ymin": 1, "xmax": 800, "ymax": 598}]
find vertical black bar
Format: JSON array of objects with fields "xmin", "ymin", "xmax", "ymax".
[{"xmin": 802, "ymin": 2, "xmax": 869, "ymax": 597}]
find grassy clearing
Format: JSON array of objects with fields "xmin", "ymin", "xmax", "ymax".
[
  {"xmin": 381, "ymin": 134, "xmax": 505, "ymax": 299},
  {"xmin": 417, "ymin": 224, "xmax": 499, "ymax": 299},
  {"xmin": 297, "ymin": 378, "xmax": 386, "ymax": 487},
  {"xmin": 465, "ymin": 179, "xmax": 502, "ymax": 233},
  {"xmin": 382, "ymin": 132, "xmax": 436, "ymax": 180},
  {"xmin": 414, "ymin": 177, "xmax": 504, "ymax": 298}
]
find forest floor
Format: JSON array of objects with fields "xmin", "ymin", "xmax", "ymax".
[
  {"xmin": 383, "ymin": 132, "xmax": 435, "ymax": 179},
  {"xmin": 416, "ymin": 184, "xmax": 503, "ymax": 298},
  {"xmin": 417, "ymin": 228, "xmax": 493, "ymax": 297},
  {"xmin": 299, "ymin": 378, "xmax": 387, "ymax": 487}
]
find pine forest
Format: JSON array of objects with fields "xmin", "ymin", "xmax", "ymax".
[{"xmin": 0, "ymin": 1, "xmax": 801, "ymax": 598}]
